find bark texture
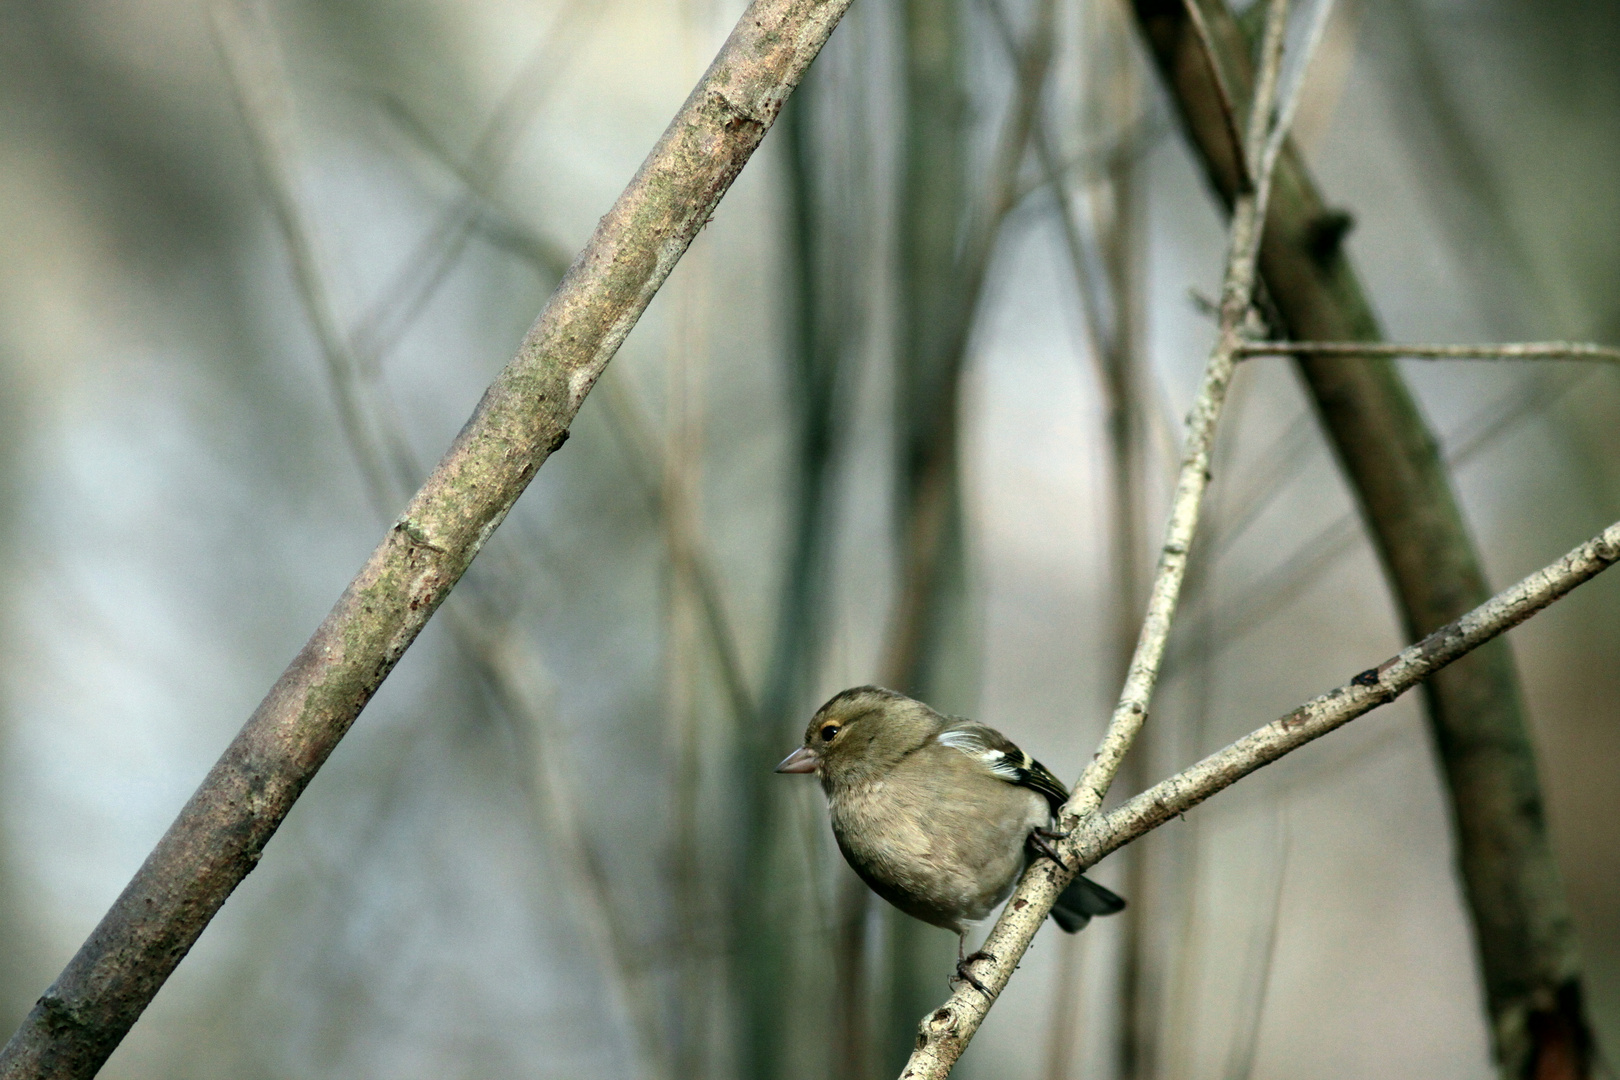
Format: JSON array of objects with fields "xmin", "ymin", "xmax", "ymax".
[
  {"xmin": 0, "ymin": 2, "xmax": 853, "ymax": 1076},
  {"xmin": 1129, "ymin": 2, "xmax": 1590, "ymax": 1075}
]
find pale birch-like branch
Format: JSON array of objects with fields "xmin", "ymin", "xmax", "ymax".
[
  {"xmin": 0, "ymin": 2, "xmax": 853, "ymax": 1075},
  {"xmin": 1237, "ymin": 340, "xmax": 1620, "ymax": 362},
  {"xmin": 1255, "ymin": 0, "xmax": 1337, "ymax": 184},
  {"xmin": 1068, "ymin": 0, "xmax": 1290, "ymax": 826},
  {"xmin": 1068, "ymin": 517, "xmax": 1620, "ymax": 869}
]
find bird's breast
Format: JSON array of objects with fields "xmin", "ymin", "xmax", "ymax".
[{"xmin": 825, "ymin": 772, "xmax": 1045, "ymax": 932}]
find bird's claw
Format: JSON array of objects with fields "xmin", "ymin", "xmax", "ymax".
[
  {"xmin": 1028, "ymin": 828, "xmax": 1070, "ymax": 869},
  {"xmin": 951, "ymin": 949, "xmax": 998, "ymax": 997}
]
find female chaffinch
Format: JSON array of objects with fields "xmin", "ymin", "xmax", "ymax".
[{"xmin": 776, "ymin": 685, "xmax": 1124, "ymax": 991}]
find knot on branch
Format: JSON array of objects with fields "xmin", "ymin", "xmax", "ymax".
[
  {"xmin": 1510, "ymin": 979, "xmax": 1595, "ymax": 1080},
  {"xmin": 706, "ymin": 89, "xmax": 771, "ymax": 133},
  {"xmin": 1305, "ymin": 208, "xmax": 1355, "ymax": 267},
  {"xmin": 917, "ymin": 1006, "xmax": 961, "ymax": 1048},
  {"xmin": 913, "ymin": 1006, "xmax": 962, "ymax": 1060},
  {"xmin": 394, "ymin": 516, "xmax": 448, "ymax": 555}
]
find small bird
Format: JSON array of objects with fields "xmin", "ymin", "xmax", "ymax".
[{"xmin": 776, "ymin": 685, "xmax": 1124, "ymax": 992}]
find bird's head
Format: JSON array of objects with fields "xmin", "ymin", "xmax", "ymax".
[{"xmin": 774, "ymin": 685, "xmax": 939, "ymax": 788}]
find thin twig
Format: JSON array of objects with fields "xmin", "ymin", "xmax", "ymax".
[
  {"xmin": 1072, "ymin": 0, "xmax": 1288, "ymax": 825},
  {"xmin": 381, "ymin": 90, "xmax": 579, "ymax": 275},
  {"xmin": 1257, "ymin": 0, "xmax": 1337, "ymax": 183},
  {"xmin": 1013, "ymin": 112, "xmax": 1173, "ymax": 206},
  {"xmin": 594, "ymin": 373, "xmax": 756, "ymax": 726},
  {"xmin": 896, "ymin": 2, "xmax": 1296, "ymax": 1074},
  {"xmin": 1028, "ymin": 111, "xmax": 1184, "ymax": 498},
  {"xmin": 1075, "ymin": 517, "xmax": 1620, "ymax": 865},
  {"xmin": 372, "ymin": 110, "xmax": 759, "ymax": 729},
  {"xmin": 735, "ymin": 55, "xmax": 875, "ymax": 1080},
  {"xmin": 868, "ymin": 0, "xmax": 1067, "ymax": 1067},
  {"xmin": 1054, "ymin": 3, "xmax": 1162, "ymax": 1073},
  {"xmin": 982, "ymin": 0, "xmax": 1164, "ymax": 452},
  {"xmin": 661, "ymin": 208, "xmax": 715, "ymax": 1078},
  {"xmin": 463, "ymin": 624, "xmax": 671, "ymax": 1080},
  {"xmin": 1237, "ymin": 340, "xmax": 1620, "ymax": 362},
  {"xmin": 984, "ymin": 0, "xmax": 1104, "ymax": 364},
  {"xmin": 380, "ymin": 88, "xmax": 758, "ymax": 730},
  {"xmin": 212, "ymin": 0, "xmax": 399, "ymax": 515},
  {"xmin": 0, "ymin": 2, "xmax": 854, "ymax": 1074}
]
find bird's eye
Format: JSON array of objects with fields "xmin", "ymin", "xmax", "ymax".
[{"xmin": 819, "ymin": 724, "xmax": 840, "ymax": 742}]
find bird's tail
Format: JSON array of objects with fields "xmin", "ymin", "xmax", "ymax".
[{"xmin": 1051, "ymin": 874, "xmax": 1126, "ymax": 933}]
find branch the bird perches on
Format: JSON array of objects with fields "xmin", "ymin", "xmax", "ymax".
[{"xmin": 901, "ymin": 515, "xmax": 1620, "ymax": 1077}]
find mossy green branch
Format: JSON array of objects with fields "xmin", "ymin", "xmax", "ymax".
[{"xmin": 0, "ymin": 2, "xmax": 853, "ymax": 1077}]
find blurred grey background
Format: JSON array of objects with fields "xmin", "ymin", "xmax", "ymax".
[{"xmin": 0, "ymin": 0, "xmax": 1616, "ymax": 1078}]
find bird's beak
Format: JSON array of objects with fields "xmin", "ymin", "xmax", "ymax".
[{"xmin": 774, "ymin": 746, "xmax": 820, "ymax": 774}]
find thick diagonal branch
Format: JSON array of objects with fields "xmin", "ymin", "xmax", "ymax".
[{"xmin": 0, "ymin": 3, "xmax": 853, "ymax": 1077}]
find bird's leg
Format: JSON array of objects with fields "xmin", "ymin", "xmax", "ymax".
[
  {"xmin": 1027, "ymin": 827, "xmax": 1071, "ymax": 869},
  {"xmin": 951, "ymin": 933, "xmax": 996, "ymax": 997}
]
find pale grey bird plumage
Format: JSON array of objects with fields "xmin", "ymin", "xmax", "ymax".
[{"xmin": 775, "ymin": 685, "xmax": 1124, "ymax": 957}]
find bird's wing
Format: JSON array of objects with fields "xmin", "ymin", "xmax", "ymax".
[{"xmin": 935, "ymin": 722, "xmax": 1070, "ymax": 814}]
